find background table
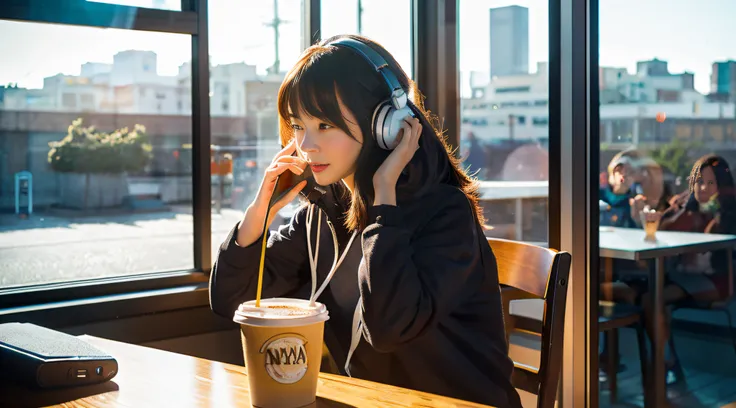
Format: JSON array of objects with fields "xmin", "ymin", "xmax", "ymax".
[
  {"xmin": 1, "ymin": 335, "xmax": 492, "ymax": 408},
  {"xmin": 599, "ymin": 227, "xmax": 736, "ymax": 408}
]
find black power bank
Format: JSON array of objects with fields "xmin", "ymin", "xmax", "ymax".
[{"xmin": 0, "ymin": 323, "xmax": 118, "ymax": 388}]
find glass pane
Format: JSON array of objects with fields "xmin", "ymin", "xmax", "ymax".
[
  {"xmin": 459, "ymin": 1, "xmax": 549, "ymax": 245},
  {"xmin": 0, "ymin": 21, "xmax": 193, "ymax": 288},
  {"xmin": 321, "ymin": 0, "xmax": 414, "ymax": 79},
  {"xmin": 598, "ymin": 1, "xmax": 736, "ymax": 405},
  {"xmin": 86, "ymin": 0, "xmax": 182, "ymax": 11},
  {"xmin": 207, "ymin": 0, "xmax": 304, "ymax": 258}
]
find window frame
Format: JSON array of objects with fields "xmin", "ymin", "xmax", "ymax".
[
  {"xmin": 0, "ymin": 1, "xmax": 609, "ymax": 406},
  {"xmin": 0, "ymin": 0, "xmax": 210, "ymax": 313},
  {"xmin": 0, "ymin": 5, "xmax": 600, "ymax": 406},
  {"xmin": 0, "ymin": 0, "xmax": 323, "ymax": 321}
]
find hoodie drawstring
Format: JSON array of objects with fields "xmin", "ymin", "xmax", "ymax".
[{"xmin": 305, "ymin": 204, "xmax": 361, "ymax": 376}]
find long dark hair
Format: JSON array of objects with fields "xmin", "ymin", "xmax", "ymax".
[
  {"xmin": 685, "ymin": 154, "xmax": 736, "ymax": 233},
  {"xmin": 276, "ymin": 34, "xmax": 482, "ymax": 231}
]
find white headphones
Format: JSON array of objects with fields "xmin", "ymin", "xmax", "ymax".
[{"xmin": 327, "ymin": 38, "xmax": 415, "ymax": 150}]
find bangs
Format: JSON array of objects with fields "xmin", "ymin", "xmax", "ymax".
[{"xmin": 278, "ymin": 51, "xmax": 356, "ymax": 140}]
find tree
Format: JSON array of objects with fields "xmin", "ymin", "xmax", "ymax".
[
  {"xmin": 48, "ymin": 118, "xmax": 152, "ymax": 174},
  {"xmin": 648, "ymin": 140, "xmax": 702, "ymax": 181}
]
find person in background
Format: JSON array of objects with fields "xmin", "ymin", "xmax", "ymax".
[
  {"xmin": 659, "ymin": 154, "xmax": 736, "ymax": 303},
  {"xmin": 627, "ymin": 155, "xmax": 736, "ymax": 384},
  {"xmin": 599, "ymin": 149, "xmax": 668, "ymax": 380},
  {"xmin": 616, "ymin": 148, "xmax": 670, "ymax": 211},
  {"xmin": 599, "ymin": 154, "xmax": 647, "ymax": 228}
]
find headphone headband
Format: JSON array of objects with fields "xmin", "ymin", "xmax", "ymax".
[{"xmin": 326, "ymin": 38, "xmax": 407, "ymax": 110}]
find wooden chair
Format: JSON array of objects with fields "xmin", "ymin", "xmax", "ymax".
[
  {"xmin": 598, "ymin": 301, "xmax": 649, "ymax": 403},
  {"xmin": 598, "ymin": 258, "xmax": 650, "ymax": 403},
  {"xmin": 510, "ymin": 257, "xmax": 650, "ymax": 404},
  {"xmin": 490, "ymin": 238, "xmax": 571, "ymax": 408}
]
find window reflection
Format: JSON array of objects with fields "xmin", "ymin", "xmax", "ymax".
[
  {"xmin": 0, "ymin": 21, "xmax": 194, "ymax": 287},
  {"xmin": 599, "ymin": 1, "xmax": 736, "ymax": 405},
  {"xmin": 206, "ymin": 0, "xmax": 304, "ymax": 259},
  {"xmin": 459, "ymin": 1, "xmax": 549, "ymax": 244}
]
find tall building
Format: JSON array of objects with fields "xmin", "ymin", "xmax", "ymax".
[
  {"xmin": 711, "ymin": 60, "xmax": 736, "ymax": 100},
  {"xmin": 599, "ymin": 59, "xmax": 697, "ymax": 104},
  {"xmin": 489, "ymin": 6, "xmax": 529, "ymax": 78},
  {"xmin": 636, "ymin": 58, "xmax": 669, "ymax": 76}
]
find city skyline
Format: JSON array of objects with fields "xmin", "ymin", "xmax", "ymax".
[{"xmin": 0, "ymin": 0, "xmax": 735, "ymax": 95}]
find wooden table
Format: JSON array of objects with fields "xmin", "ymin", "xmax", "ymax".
[
  {"xmin": 599, "ymin": 227, "xmax": 736, "ymax": 408},
  {"xmin": 1, "ymin": 335, "xmax": 491, "ymax": 408}
]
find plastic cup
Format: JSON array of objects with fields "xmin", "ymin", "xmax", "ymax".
[
  {"xmin": 234, "ymin": 298, "xmax": 329, "ymax": 408},
  {"xmin": 640, "ymin": 209, "xmax": 661, "ymax": 242}
]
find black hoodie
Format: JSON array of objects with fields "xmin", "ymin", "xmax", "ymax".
[{"xmin": 209, "ymin": 183, "xmax": 522, "ymax": 408}]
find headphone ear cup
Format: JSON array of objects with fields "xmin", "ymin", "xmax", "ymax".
[
  {"xmin": 383, "ymin": 105, "xmax": 414, "ymax": 150},
  {"xmin": 372, "ymin": 101, "xmax": 394, "ymax": 150},
  {"xmin": 373, "ymin": 102, "xmax": 414, "ymax": 150}
]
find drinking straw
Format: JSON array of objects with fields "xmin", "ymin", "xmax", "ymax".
[
  {"xmin": 255, "ymin": 177, "xmax": 282, "ymax": 308},
  {"xmin": 254, "ymin": 202, "xmax": 271, "ymax": 308}
]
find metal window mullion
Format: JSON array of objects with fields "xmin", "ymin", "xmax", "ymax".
[
  {"xmin": 412, "ymin": 0, "xmax": 459, "ymax": 151},
  {"xmin": 191, "ymin": 0, "xmax": 211, "ymax": 272},
  {"xmin": 553, "ymin": 0, "xmax": 599, "ymax": 405},
  {"xmin": 302, "ymin": 0, "xmax": 320, "ymax": 49}
]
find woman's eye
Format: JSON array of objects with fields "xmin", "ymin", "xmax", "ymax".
[
  {"xmin": 290, "ymin": 123, "xmax": 303, "ymax": 130},
  {"xmin": 319, "ymin": 123, "xmax": 333, "ymax": 130}
]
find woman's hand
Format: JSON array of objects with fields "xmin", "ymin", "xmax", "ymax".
[
  {"xmin": 373, "ymin": 116, "xmax": 422, "ymax": 206},
  {"xmin": 254, "ymin": 141, "xmax": 308, "ymax": 215},
  {"xmin": 629, "ymin": 194, "xmax": 648, "ymax": 225},
  {"xmin": 237, "ymin": 141, "xmax": 308, "ymax": 247}
]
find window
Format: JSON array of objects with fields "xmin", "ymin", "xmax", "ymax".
[
  {"xmin": 598, "ymin": 1, "xmax": 736, "ymax": 405},
  {"xmin": 321, "ymin": 0, "xmax": 413, "ymax": 79},
  {"xmin": 80, "ymin": 93, "xmax": 95, "ymax": 106},
  {"xmin": 207, "ymin": 0, "xmax": 304, "ymax": 260},
  {"xmin": 495, "ymin": 86, "xmax": 531, "ymax": 93},
  {"xmin": 459, "ymin": 0, "xmax": 549, "ymax": 244},
  {"xmin": 62, "ymin": 93, "xmax": 77, "ymax": 108},
  {"xmin": 0, "ymin": 20, "xmax": 193, "ymax": 289},
  {"xmin": 532, "ymin": 117, "xmax": 548, "ymax": 126}
]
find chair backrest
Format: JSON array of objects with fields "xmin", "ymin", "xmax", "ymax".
[{"xmin": 489, "ymin": 238, "xmax": 571, "ymax": 408}]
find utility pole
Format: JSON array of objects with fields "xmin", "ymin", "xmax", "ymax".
[
  {"xmin": 265, "ymin": 0, "xmax": 283, "ymax": 74},
  {"xmin": 357, "ymin": 0, "xmax": 363, "ymax": 34}
]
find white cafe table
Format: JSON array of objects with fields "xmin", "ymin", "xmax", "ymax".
[{"xmin": 599, "ymin": 227, "xmax": 736, "ymax": 407}]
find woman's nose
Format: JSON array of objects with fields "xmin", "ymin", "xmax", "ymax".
[{"xmin": 300, "ymin": 132, "xmax": 319, "ymax": 153}]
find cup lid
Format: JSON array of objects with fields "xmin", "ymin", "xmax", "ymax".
[{"xmin": 233, "ymin": 298, "xmax": 329, "ymax": 327}]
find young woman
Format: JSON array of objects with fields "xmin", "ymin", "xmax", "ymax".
[
  {"xmin": 627, "ymin": 155, "xmax": 736, "ymax": 383},
  {"xmin": 209, "ymin": 35, "xmax": 522, "ymax": 407},
  {"xmin": 660, "ymin": 154, "xmax": 736, "ymax": 303}
]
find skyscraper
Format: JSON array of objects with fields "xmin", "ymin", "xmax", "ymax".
[
  {"xmin": 711, "ymin": 60, "xmax": 736, "ymax": 100},
  {"xmin": 489, "ymin": 6, "xmax": 529, "ymax": 78}
]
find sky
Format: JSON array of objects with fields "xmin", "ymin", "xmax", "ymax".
[{"xmin": 0, "ymin": 0, "xmax": 734, "ymax": 95}]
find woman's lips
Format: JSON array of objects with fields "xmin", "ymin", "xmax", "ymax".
[{"xmin": 310, "ymin": 164, "xmax": 330, "ymax": 173}]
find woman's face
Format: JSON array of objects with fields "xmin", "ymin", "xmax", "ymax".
[
  {"xmin": 694, "ymin": 165, "xmax": 718, "ymax": 204},
  {"xmin": 609, "ymin": 163, "xmax": 635, "ymax": 195},
  {"xmin": 289, "ymin": 98, "xmax": 363, "ymax": 187}
]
